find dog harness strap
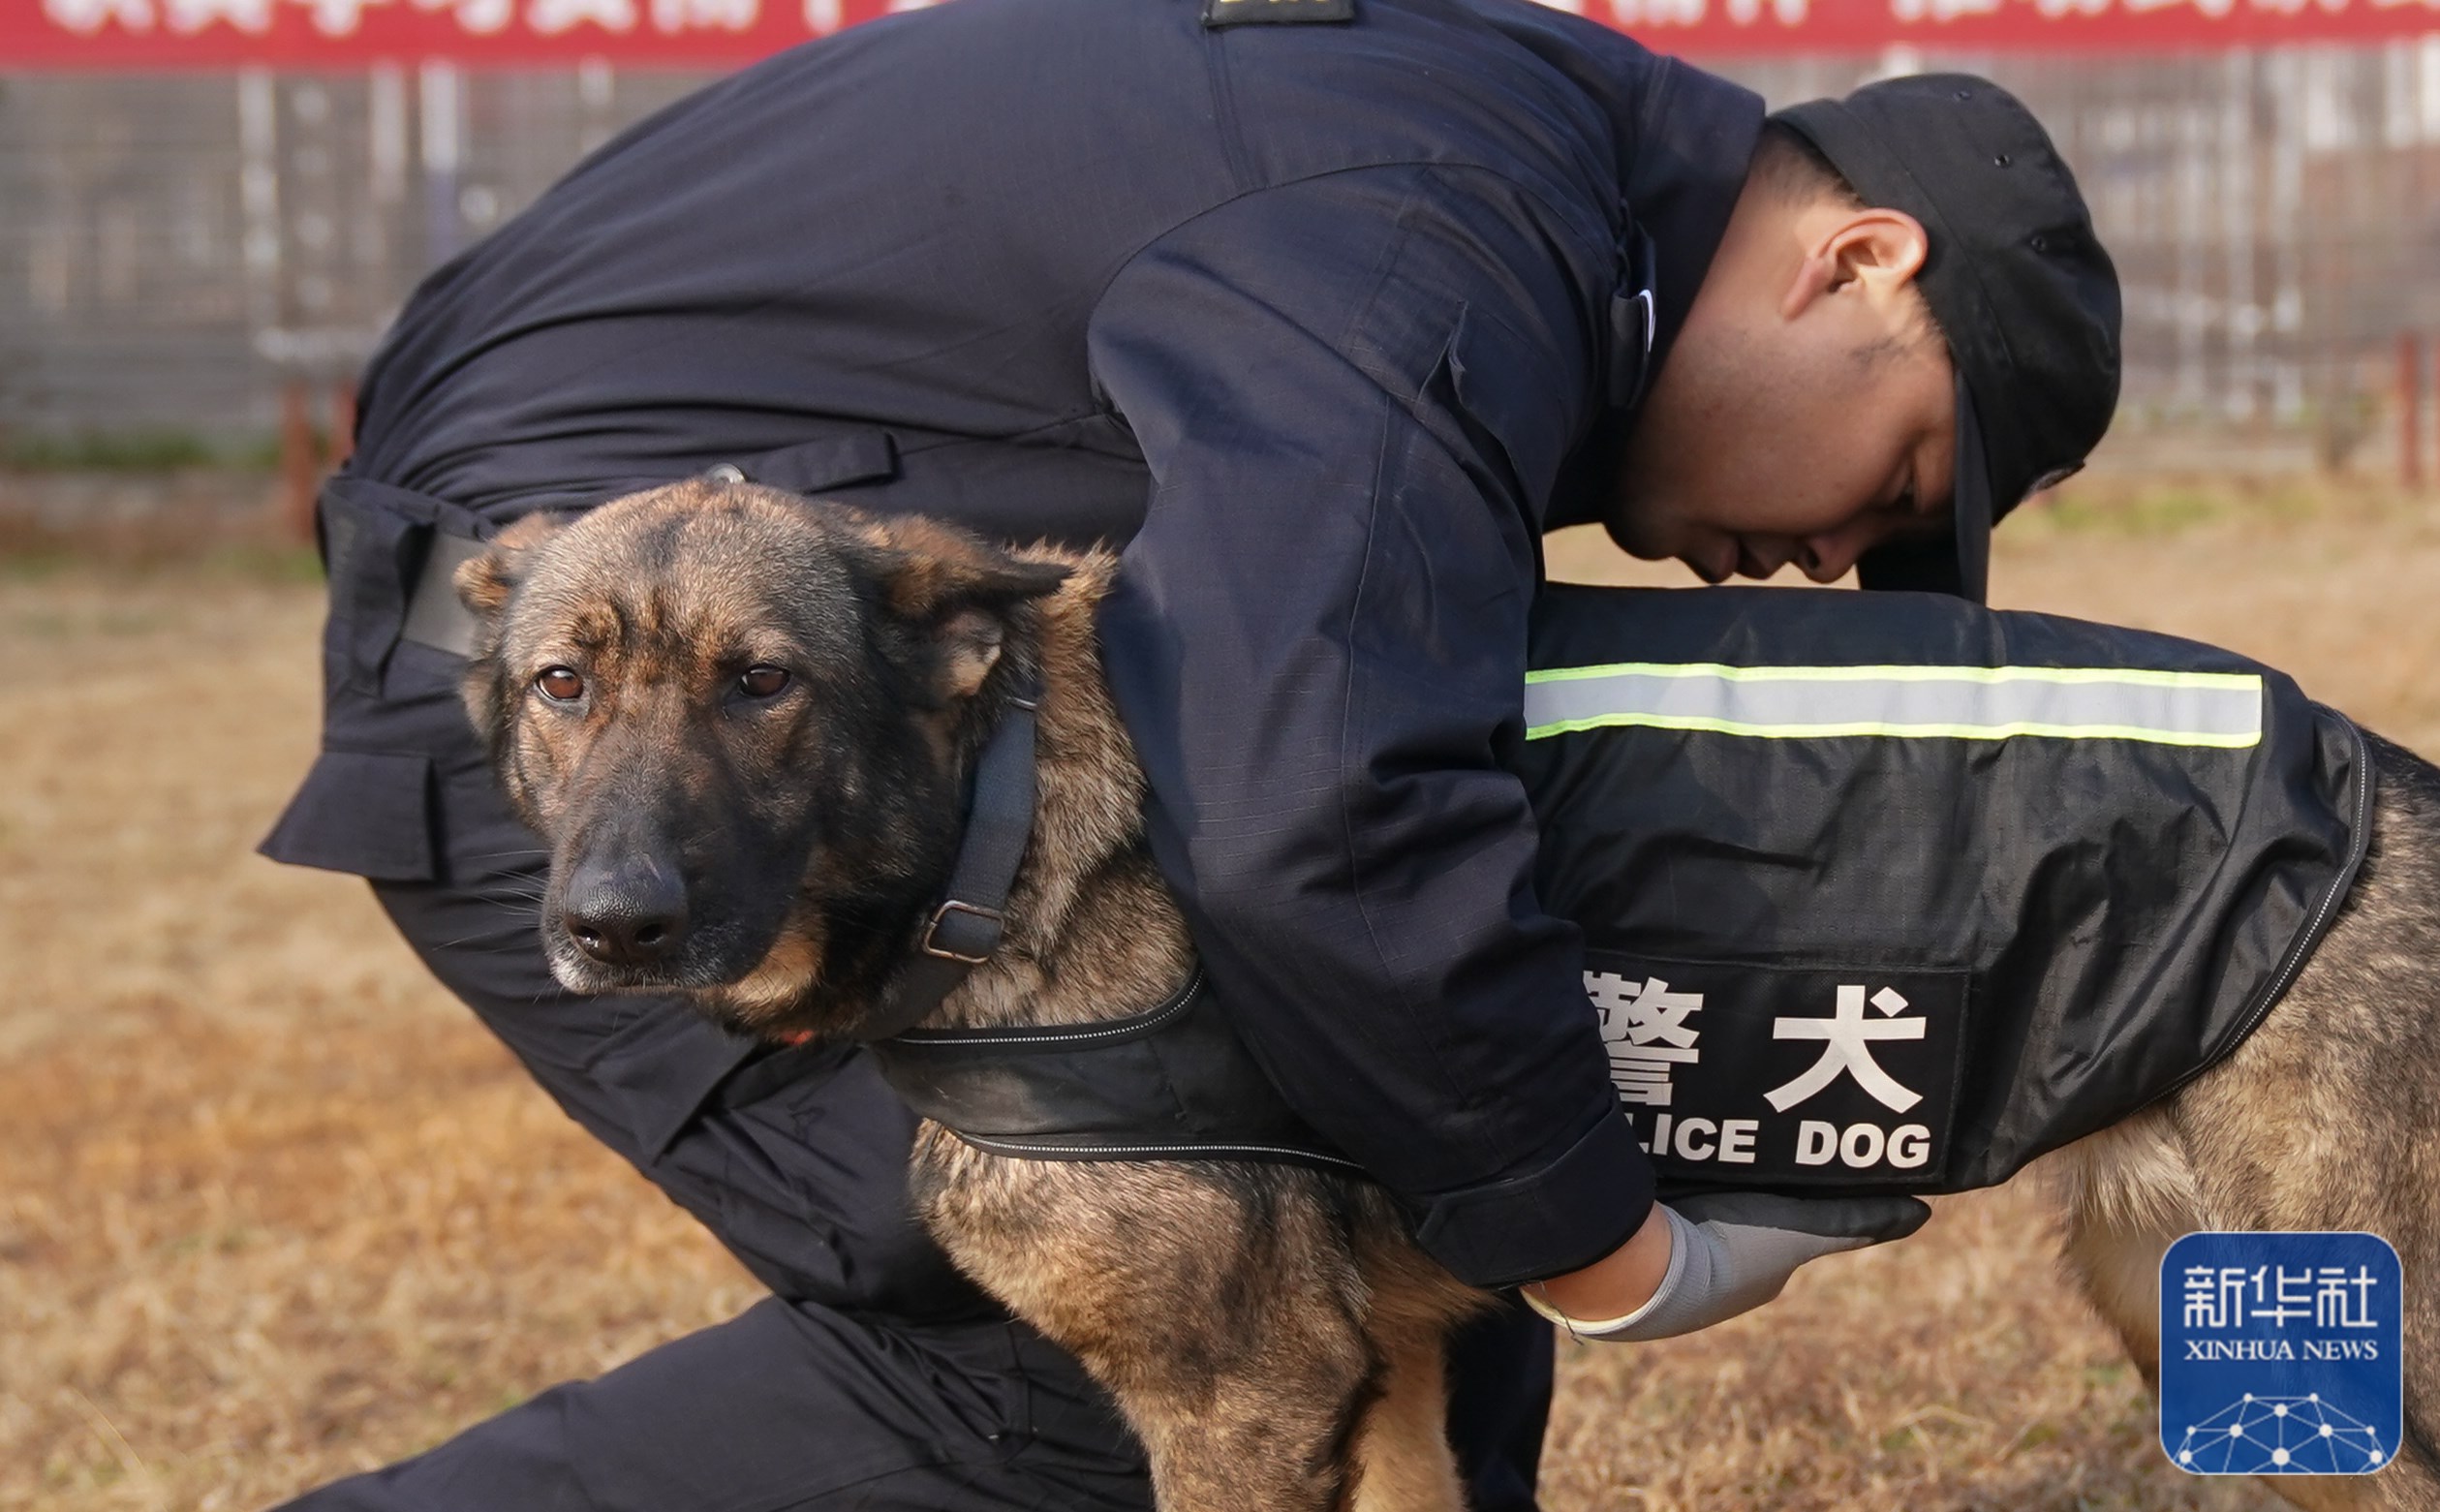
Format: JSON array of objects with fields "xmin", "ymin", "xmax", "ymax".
[
  {"xmin": 867, "ymin": 962, "xmax": 1359, "ymax": 1171},
  {"xmin": 859, "ymin": 671, "xmax": 1043, "ymax": 1042}
]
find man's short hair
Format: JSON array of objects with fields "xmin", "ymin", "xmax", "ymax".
[
  {"xmin": 1751, "ymin": 119, "xmax": 1867, "ymax": 210},
  {"xmin": 1750, "ymin": 120, "xmax": 1945, "ymax": 357}
]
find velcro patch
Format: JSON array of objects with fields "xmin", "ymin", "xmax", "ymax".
[
  {"xmin": 1582, "ymin": 952, "xmax": 1969, "ymax": 1188},
  {"xmin": 1202, "ymin": 0, "xmax": 1354, "ymax": 26}
]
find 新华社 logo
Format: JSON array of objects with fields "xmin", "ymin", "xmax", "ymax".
[{"xmin": 2159, "ymin": 1231, "xmax": 2402, "ymax": 1476}]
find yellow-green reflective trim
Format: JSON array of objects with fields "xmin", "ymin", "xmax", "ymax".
[
  {"xmin": 1522, "ymin": 663, "xmax": 2265, "ymax": 749},
  {"xmin": 1524, "ymin": 714, "xmax": 2264, "ymax": 747}
]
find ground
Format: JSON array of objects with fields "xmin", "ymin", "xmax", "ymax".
[{"xmin": 5, "ymin": 476, "xmax": 2433, "ymax": 1511}]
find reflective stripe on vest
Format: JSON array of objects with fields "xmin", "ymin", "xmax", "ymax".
[{"xmin": 1522, "ymin": 663, "xmax": 2266, "ymax": 748}]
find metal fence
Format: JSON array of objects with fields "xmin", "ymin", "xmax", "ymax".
[
  {"xmin": 3, "ymin": 44, "xmax": 2437, "ymax": 471},
  {"xmin": 0, "ymin": 65, "xmax": 705, "ymax": 440}
]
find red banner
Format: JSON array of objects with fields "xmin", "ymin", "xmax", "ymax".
[{"xmin": 2, "ymin": 0, "xmax": 2435, "ymax": 67}]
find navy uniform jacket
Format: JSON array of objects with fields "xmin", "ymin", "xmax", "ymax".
[{"xmin": 306, "ymin": 0, "xmax": 1763, "ymax": 1290}]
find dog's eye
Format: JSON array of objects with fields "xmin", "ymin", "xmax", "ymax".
[
  {"xmin": 737, "ymin": 665, "xmax": 791, "ymax": 700},
  {"xmin": 536, "ymin": 666, "xmax": 586, "ymax": 703}
]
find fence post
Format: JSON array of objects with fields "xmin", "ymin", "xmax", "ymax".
[
  {"xmin": 281, "ymin": 379, "xmax": 319, "ymax": 542},
  {"xmin": 2402, "ymin": 332, "xmax": 2426, "ymax": 492},
  {"xmin": 327, "ymin": 379, "xmax": 356, "ymax": 472}
]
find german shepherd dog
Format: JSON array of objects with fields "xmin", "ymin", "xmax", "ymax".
[{"xmin": 456, "ymin": 478, "xmax": 2440, "ymax": 1512}]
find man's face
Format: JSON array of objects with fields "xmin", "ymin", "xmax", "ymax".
[
  {"xmin": 1605, "ymin": 195, "xmax": 1963, "ymax": 585},
  {"xmin": 1607, "ymin": 324, "xmax": 1959, "ymax": 585}
]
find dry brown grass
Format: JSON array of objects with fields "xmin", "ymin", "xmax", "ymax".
[
  {"xmin": 0, "ymin": 555, "xmax": 764, "ymax": 1511},
  {"xmin": 6, "ymin": 477, "xmax": 2435, "ymax": 1510}
]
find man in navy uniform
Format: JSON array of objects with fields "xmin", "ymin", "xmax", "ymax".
[{"xmin": 261, "ymin": 0, "xmax": 2119, "ymax": 1501}]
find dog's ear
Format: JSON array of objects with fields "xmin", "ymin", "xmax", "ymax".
[
  {"xmin": 454, "ymin": 511, "xmax": 566, "ymax": 752},
  {"xmin": 454, "ymin": 510, "xmax": 565, "ymax": 624},
  {"xmin": 849, "ymin": 514, "xmax": 1070, "ymax": 702}
]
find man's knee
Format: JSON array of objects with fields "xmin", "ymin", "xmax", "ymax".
[{"xmin": 273, "ymin": 1299, "xmax": 1153, "ymax": 1512}]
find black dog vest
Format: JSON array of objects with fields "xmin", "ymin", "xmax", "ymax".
[{"xmin": 870, "ymin": 585, "xmax": 2372, "ymax": 1198}]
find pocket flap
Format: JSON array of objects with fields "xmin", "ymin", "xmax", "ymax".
[
  {"xmin": 584, "ymin": 1005, "xmax": 761, "ymax": 1160},
  {"xmin": 257, "ymin": 750, "xmax": 437, "ymax": 881},
  {"xmin": 738, "ymin": 431, "xmax": 900, "ymax": 495}
]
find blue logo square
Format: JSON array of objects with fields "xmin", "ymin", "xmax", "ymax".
[{"xmin": 2159, "ymin": 1231, "xmax": 2401, "ymax": 1475}]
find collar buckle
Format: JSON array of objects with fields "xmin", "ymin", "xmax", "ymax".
[{"xmin": 921, "ymin": 899, "xmax": 1005, "ymax": 966}]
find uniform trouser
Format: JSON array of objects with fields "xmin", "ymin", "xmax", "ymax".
[{"xmin": 269, "ymin": 639, "xmax": 1555, "ymax": 1511}]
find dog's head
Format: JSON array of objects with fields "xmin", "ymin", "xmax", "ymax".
[{"xmin": 455, "ymin": 478, "xmax": 1069, "ymax": 1037}]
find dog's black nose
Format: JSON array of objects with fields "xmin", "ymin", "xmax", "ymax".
[{"xmin": 560, "ymin": 856, "xmax": 688, "ymax": 970}]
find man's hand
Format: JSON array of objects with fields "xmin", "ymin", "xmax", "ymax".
[{"xmin": 1521, "ymin": 1191, "xmax": 1931, "ymax": 1342}]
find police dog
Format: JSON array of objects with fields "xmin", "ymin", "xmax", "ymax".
[
  {"xmin": 456, "ymin": 478, "xmax": 1483, "ymax": 1512},
  {"xmin": 459, "ymin": 478, "xmax": 2440, "ymax": 1512}
]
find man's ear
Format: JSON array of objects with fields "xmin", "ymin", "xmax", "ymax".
[
  {"xmin": 848, "ymin": 513, "xmax": 1071, "ymax": 703},
  {"xmin": 1779, "ymin": 207, "xmax": 1930, "ymax": 324}
]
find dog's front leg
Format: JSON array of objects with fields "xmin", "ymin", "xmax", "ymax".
[
  {"xmin": 1345, "ymin": 1332, "xmax": 1467, "ymax": 1512},
  {"xmin": 915, "ymin": 1144, "xmax": 1405, "ymax": 1512},
  {"xmin": 1112, "ymin": 1351, "xmax": 1381, "ymax": 1512}
]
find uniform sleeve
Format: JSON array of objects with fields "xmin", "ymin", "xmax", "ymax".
[{"xmin": 1086, "ymin": 164, "xmax": 1653, "ymax": 1288}]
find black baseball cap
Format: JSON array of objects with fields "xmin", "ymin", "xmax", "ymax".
[{"xmin": 1771, "ymin": 75, "xmax": 2121, "ymax": 602}]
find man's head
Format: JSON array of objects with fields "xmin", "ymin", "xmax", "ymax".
[{"xmin": 1607, "ymin": 75, "xmax": 2121, "ymax": 602}]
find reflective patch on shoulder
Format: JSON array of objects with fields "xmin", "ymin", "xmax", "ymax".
[
  {"xmin": 1522, "ymin": 662, "xmax": 2265, "ymax": 748},
  {"xmin": 1202, "ymin": 0, "xmax": 1354, "ymax": 25}
]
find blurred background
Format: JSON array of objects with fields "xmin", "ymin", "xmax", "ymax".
[
  {"xmin": 3, "ymin": 2, "xmax": 2436, "ymax": 1509},
  {"xmin": 5, "ymin": 3, "xmax": 2439, "ymax": 529}
]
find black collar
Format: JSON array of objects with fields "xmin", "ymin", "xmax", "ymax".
[
  {"xmin": 1617, "ymin": 58, "xmax": 1765, "ymax": 397},
  {"xmin": 856, "ymin": 672, "xmax": 1043, "ymax": 1042},
  {"xmin": 1544, "ymin": 58, "xmax": 1765, "ymax": 535}
]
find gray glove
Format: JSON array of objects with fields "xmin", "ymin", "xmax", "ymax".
[{"xmin": 1523, "ymin": 1191, "xmax": 1930, "ymax": 1342}]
